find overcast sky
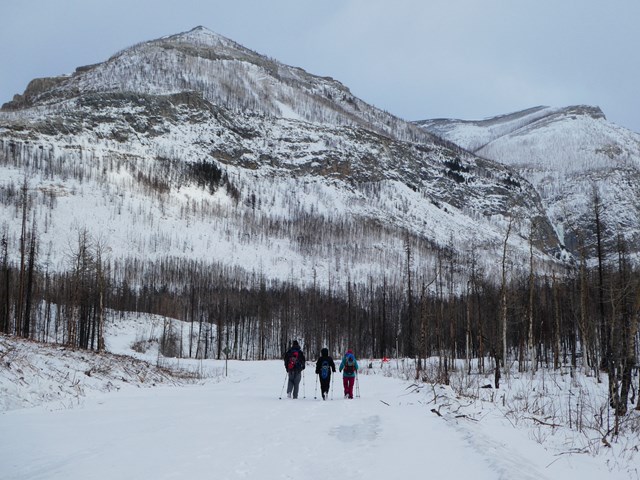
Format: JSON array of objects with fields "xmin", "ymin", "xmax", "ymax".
[{"xmin": 1, "ymin": 0, "xmax": 639, "ymax": 132}]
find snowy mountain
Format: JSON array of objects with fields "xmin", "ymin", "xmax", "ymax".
[
  {"xmin": 417, "ymin": 106, "xmax": 640, "ymax": 259},
  {"xmin": 3, "ymin": 29, "xmax": 638, "ymax": 478},
  {"xmin": 2, "ymin": 26, "xmax": 435, "ymax": 144},
  {"xmin": 0, "ymin": 27, "xmax": 563, "ymax": 293}
]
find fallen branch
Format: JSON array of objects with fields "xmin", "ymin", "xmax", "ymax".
[
  {"xmin": 528, "ymin": 416, "xmax": 561, "ymax": 428},
  {"xmin": 455, "ymin": 414, "xmax": 478, "ymax": 421}
]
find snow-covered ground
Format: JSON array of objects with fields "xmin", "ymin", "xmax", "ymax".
[{"xmin": 0, "ymin": 314, "xmax": 638, "ymax": 479}]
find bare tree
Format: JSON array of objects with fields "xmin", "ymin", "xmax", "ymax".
[
  {"xmin": 16, "ymin": 177, "xmax": 29, "ymax": 337},
  {"xmin": 22, "ymin": 216, "xmax": 38, "ymax": 339},
  {"xmin": 0, "ymin": 231, "xmax": 10, "ymax": 334},
  {"xmin": 496, "ymin": 216, "xmax": 514, "ymax": 387}
]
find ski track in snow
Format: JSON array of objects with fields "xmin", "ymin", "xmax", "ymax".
[
  {"xmin": 0, "ymin": 361, "xmax": 482, "ymax": 479},
  {"xmin": 0, "ymin": 359, "xmax": 632, "ymax": 480},
  {"xmin": 452, "ymin": 419, "xmax": 550, "ymax": 480}
]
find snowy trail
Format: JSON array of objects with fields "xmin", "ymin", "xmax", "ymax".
[{"xmin": 0, "ymin": 360, "xmax": 603, "ymax": 479}]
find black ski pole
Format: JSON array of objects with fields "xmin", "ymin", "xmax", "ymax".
[
  {"xmin": 314, "ymin": 373, "xmax": 318, "ymax": 399},
  {"xmin": 302, "ymin": 369, "xmax": 306, "ymax": 398},
  {"xmin": 331, "ymin": 371, "xmax": 334, "ymax": 400},
  {"xmin": 279, "ymin": 371, "xmax": 288, "ymax": 399}
]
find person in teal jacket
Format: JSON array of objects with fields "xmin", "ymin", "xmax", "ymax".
[{"xmin": 338, "ymin": 349, "xmax": 359, "ymax": 399}]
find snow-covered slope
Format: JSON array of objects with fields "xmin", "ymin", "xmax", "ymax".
[
  {"xmin": 415, "ymin": 106, "xmax": 558, "ymax": 152},
  {"xmin": 417, "ymin": 106, "xmax": 640, "ymax": 257},
  {"xmin": 0, "ymin": 27, "xmax": 563, "ymax": 292},
  {"xmin": 1, "ymin": 315, "xmax": 637, "ymax": 479}
]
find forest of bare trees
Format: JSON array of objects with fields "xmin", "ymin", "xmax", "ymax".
[
  {"xmin": 1, "ymin": 186, "xmax": 639, "ymax": 422},
  {"xmin": 0, "ymin": 104, "xmax": 639, "ymax": 425}
]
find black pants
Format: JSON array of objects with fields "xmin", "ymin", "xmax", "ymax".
[{"xmin": 320, "ymin": 376, "xmax": 331, "ymax": 395}]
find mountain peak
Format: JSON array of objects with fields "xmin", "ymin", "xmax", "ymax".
[
  {"xmin": 189, "ymin": 25, "xmax": 210, "ymax": 33},
  {"xmin": 556, "ymin": 105, "xmax": 605, "ymax": 120},
  {"xmin": 158, "ymin": 25, "xmax": 243, "ymax": 51}
]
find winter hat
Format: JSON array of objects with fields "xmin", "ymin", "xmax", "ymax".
[
  {"xmin": 321, "ymin": 348, "xmax": 328, "ymax": 356},
  {"xmin": 346, "ymin": 349, "xmax": 353, "ymax": 354},
  {"xmin": 292, "ymin": 340, "xmax": 300, "ymax": 347}
]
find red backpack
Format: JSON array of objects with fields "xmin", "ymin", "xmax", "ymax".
[{"xmin": 287, "ymin": 351, "xmax": 301, "ymax": 371}]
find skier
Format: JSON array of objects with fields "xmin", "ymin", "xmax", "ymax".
[
  {"xmin": 315, "ymin": 348, "xmax": 336, "ymax": 400},
  {"xmin": 339, "ymin": 349, "xmax": 359, "ymax": 399},
  {"xmin": 283, "ymin": 340, "xmax": 305, "ymax": 399}
]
